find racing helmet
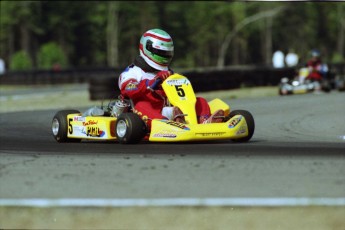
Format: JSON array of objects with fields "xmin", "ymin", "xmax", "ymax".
[
  {"xmin": 311, "ymin": 49, "xmax": 320, "ymax": 58},
  {"xmin": 139, "ymin": 29, "xmax": 174, "ymax": 71}
]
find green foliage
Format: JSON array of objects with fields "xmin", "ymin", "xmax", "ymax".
[
  {"xmin": 1, "ymin": 2, "xmax": 344, "ymax": 69},
  {"xmin": 332, "ymin": 53, "xmax": 344, "ymax": 63},
  {"xmin": 9, "ymin": 50, "xmax": 33, "ymax": 70},
  {"xmin": 37, "ymin": 42, "xmax": 67, "ymax": 69}
]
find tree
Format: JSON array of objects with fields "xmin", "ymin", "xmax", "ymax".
[
  {"xmin": 0, "ymin": 1, "xmax": 42, "ymax": 65},
  {"xmin": 37, "ymin": 42, "xmax": 67, "ymax": 69},
  {"xmin": 217, "ymin": 5, "xmax": 287, "ymax": 68},
  {"xmin": 9, "ymin": 50, "xmax": 33, "ymax": 70},
  {"xmin": 0, "ymin": 2, "xmax": 344, "ymax": 70},
  {"xmin": 107, "ymin": 2, "xmax": 119, "ymax": 67},
  {"xmin": 336, "ymin": 4, "xmax": 345, "ymax": 62}
]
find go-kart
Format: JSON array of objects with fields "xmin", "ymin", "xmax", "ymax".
[
  {"xmin": 51, "ymin": 73, "xmax": 255, "ymax": 144},
  {"xmin": 279, "ymin": 67, "xmax": 331, "ymax": 95},
  {"xmin": 279, "ymin": 77, "xmax": 321, "ymax": 95}
]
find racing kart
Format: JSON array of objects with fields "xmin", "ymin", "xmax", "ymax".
[
  {"xmin": 279, "ymin": 67, "xmax": 331, "ymax": 95},
  {"xmin": 52, "ymin": 73, "xmax": 255, "ymax": 144}
]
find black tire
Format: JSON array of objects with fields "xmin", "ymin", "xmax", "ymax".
[
  {"xmin": 89, "ymin": 76, "xmax": 119, "ymax": 101},
  {"xmin": 52, "ymin": 110, "xmax": 82, "ymax": 143},
  {"xmin": 115, "ymin": 113, "xmax": 147, "ymax": 144},
  {"xmin": 229, "ymin": 110, "xmax": 255, "ymax": 142}
]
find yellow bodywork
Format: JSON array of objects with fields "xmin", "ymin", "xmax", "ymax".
[
  {"xmin": 67, "ymin": 114, "xmax": 117, "ymax": 140},
  {"xmin": 65, "ymin": 73, "xmax": 251, "ymax": 142},
  {"xmin": 150, "ymin": 74, "xmax": 248, "ymax": 142},
  {"xmin": 149, "ymin": 115, "xmax": 248, "ymax": 142},
  {"xmin": 208, "ymin": 98, "xmax": 230, "ymax": 117}
]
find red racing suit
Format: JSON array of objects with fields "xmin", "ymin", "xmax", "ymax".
[
  {"xmin": 306, "ymin": 58, "xmax": 323, "ymax": 81},
  {"xmin": 118, "ymin": 63, "xmax": 211, "ymax": 128}
]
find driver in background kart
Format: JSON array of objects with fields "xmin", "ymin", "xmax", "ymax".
[
  {"xmin": 305, "ymin": 49, "xmax": 327, "ymax": 82},
  {"xmin": 118, "ymin": 28, "xmax": 224, "ymax": 129}
]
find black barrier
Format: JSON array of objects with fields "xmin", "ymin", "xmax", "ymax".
[
  {"xmin": 0, "ymin": 64, "xmax": 343, "ymax": 100},
  {"xmin": 0, "ymin": 67, "xmax": 122, "ymax": 85},
  {"xmin": 86, "ymin": 66, "xmax": 298, "ymax": 100},
  {"xmin": 181, "ymin": 66, "xmax": 297, "ymax": 92}
]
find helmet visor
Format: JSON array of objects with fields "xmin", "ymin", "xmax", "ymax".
[
  {"xmin": 151, "ymin": 47, "xmax": 174, "ymax": 58},
  {"xmin": 146, "ymin": 40, "xmax": 174, "ymax": 58}
]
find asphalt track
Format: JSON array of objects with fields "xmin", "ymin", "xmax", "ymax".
[{"xmin": 0, "ymin": 92, "xmax": 344, "ymax": 202}]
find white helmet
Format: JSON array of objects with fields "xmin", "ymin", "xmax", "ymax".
[{"xmin": 139, "ymin": 28, "xmax": 174, "ymax": 71}]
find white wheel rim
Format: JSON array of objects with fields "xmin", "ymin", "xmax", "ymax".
[
  {"xmin": 52, "ymin": 118, "xmax": 60, "ymax": 136},
  {"xmin": 116, "ymin": 120, "xmax": 127, "ymax": 138}
]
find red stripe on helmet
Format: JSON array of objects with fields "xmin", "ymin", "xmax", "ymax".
[{"xmin": 144, "ymin": 32, "xmax": 171, "ymax": 42}]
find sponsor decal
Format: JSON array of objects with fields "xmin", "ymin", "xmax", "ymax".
[
  {"xmin": 228, "ymin": 116, "xmax": 242, "ymax": 128},
  {"xmin": 153, "ymin": 132, "xmax": 177, "ymax": 138},
  {"xmin": 195, "ymin": 132, "xmax": 226, "ymax": 137},
  {"xmin": 236, "ymin": 126, "xmax": 247, "ymax": 135},
  {"xmin": 162, "ymin": 120, "xmax": 190, "ymax": 130},
  {"xmin": 166, "ymin": 79, "xmax": 190, "ymax": 86},
  {"xmin": 125, "ymin": 82, "xmax": 138, "ymax": 91},
  {"xmin": 73, "ymin": 126, "xmax": 84, "ymax": 133},
  {"xmin": 83, "ymin": 120, "xmax": 98, "ymax": 126},
  {"xmin": 74, "ymin": 116, "xmax": 86, "ymax": 122},
  {"xmin": 82, "ymin": 126, "xmax": 105, "ymax": 137}
]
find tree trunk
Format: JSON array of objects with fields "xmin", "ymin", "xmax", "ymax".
[
  {"xmin": 19, "ymin": 1, "xmax": 32, "ymax": 59},
  {"xmin": 337, "ymin": 5, "xmax": 345, "ymax": 59},
  {"xmin": 107, "ymin": 2, "xmax": 119, "ymax": 67},
  {"xmin": 232, "ymin": 37, "xmax": 240, "ymax": 65},
  {"xmin": 8, "ymin": 26, "xmax": 15, "ymax": 63},
  {"xmin": 264, "ymin": 17, "xmax": 273, "ymax": 65},
  {"xmin": 20, "ymin": 21, "xmax": 30, "ymax": 55}
]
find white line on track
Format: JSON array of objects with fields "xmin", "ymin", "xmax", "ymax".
[{"xmin": 0, "ymin": 198, "xmax": 344, "ymax": 207}]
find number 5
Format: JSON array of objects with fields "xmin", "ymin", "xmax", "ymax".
[
  {"xmin": 175, "ymin": 85, "xmax": 185, "ymax": 97},
  {"xmin": 68, "ymin": 118, "xmax": 73, "ymax": 134}
]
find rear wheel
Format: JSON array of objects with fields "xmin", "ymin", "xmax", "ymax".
[
  {"xmin": 230, "ymin": 110, "xmax": 255, "ymax": 142},
  {"xmin": 115, "ymin": 113, "xmax": 147, "ymax": 144},
  {"xmin": 52, "ymin": 110, "xmax": 82, "ymax": 143}
]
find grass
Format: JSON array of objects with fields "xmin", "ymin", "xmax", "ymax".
[{"xmin": 1, "ymin": 206, "xmax": 344, "ymax": 229}]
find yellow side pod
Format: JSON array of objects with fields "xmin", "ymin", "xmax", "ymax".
[
  {"xmin": 149, "ymin": 114, "xmax": 248, "ymax": 142},
  {"xmin": 208, "ymin": 98, "xmax": 230, "ymax": 117}
]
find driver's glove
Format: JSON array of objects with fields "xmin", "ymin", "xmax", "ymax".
[
  {"xmin": 154, "ymin": 71, "xmax": 171, "ymax": 81},
  {"xmin": 148, "ymin": 71, "xmax": 172, "ymax": 90}
]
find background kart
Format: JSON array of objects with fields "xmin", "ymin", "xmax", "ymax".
[
  {"xmin": 52, "ymin": 74, "xmax": 255, "ymax": 144},
  {"xmin": 278, "ymin": 67, "xmax": 331, "ymax": 95}
]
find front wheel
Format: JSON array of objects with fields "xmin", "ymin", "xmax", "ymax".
[
  {"xmin": 230, "ymin": 110, "xmax": 255, "ymax": 142},
  {"xmin": 115, "ymin": 113, "xmax": 147, "ymax": 144},
  {"xmin": 52, "ymin": 110, "xmax": 82, "ymax": 143}
]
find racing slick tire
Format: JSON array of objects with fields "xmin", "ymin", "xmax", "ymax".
[
  {"xmin": 52, "ymin": 110, "xmax": 82, "ymax": 143},
  {"xmin": 229, "ymin": 110, "xmax": 255, "ymax": 142},
  {"xmin": 115, "ymin": 113, "xmax": 147, "ymax": 144}
]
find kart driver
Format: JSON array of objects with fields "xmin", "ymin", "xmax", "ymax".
[
  {"xmin": 306, "ymin": 49, "xmax": 327, "ymax": 82},
  {"xmin": 118, "ymin": 28, "xmax": 224, "ymax": 129}
]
